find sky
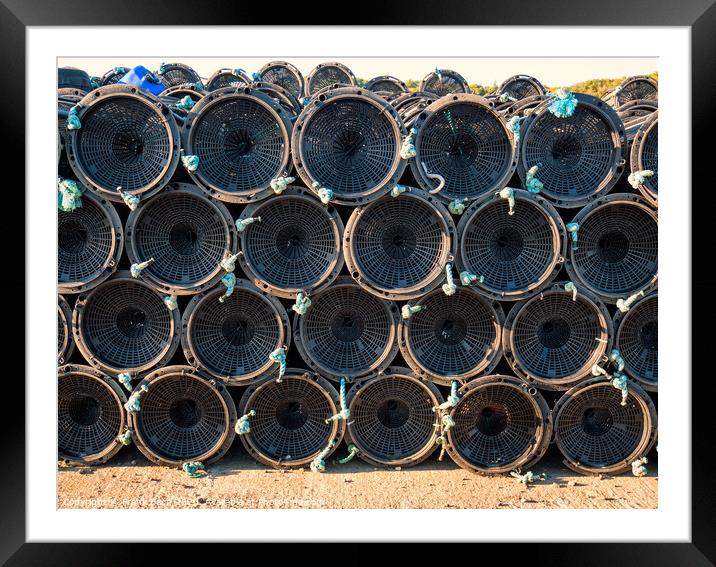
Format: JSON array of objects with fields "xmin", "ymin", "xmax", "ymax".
[{"xmin": 59, "ymin": 57, "xmax": 657, "ymax": 87}]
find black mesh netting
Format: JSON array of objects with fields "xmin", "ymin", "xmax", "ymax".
[
  {"xmin": 78, "ymin": 278, "xmax": 176, "ymax": 371},
  {"xmin": 258, "ymin": 62, "xmax": 303, "ymax": 100},
  {"xmin": 129, "ymin": 189, "xmax": 231, "ymax": 290},
  {"xmin": 58, "ymin": 371, "xmax": 123, "ymax": 460},
  {"xmin": 569, "ymin": 200, "xmax": 658, "ymax": 298},
  {"xmin": 159, "ymin": 64, "xmax": 200, "ymax": 88},
  {"xmin": 297, "ymin": 282, "xmax": 397, "ymax": 377},
  {"xmin": 243, "ymin": 377, "xmax": 337, "ymax": 463},
  {"xmin": 403, "ymin": 287, "xmax": 501, "ymax": 378},
  {"xmin": 135, "ymin": 373, "xmax": 230, "ymax": 461},
  {"xmin": 206, "ymin": 71, "xmax": 249, "ymax": 90},
  {"xmin": 617, "ymin": 78, "xmax": 658, "ymax": 104},
  {"xmin": 616, "ymin": 293, "xmax": 658, "ymax": 388},
  {"xmin": 241, "ymin": 194, "xmax": 341, "ymax": 293},
  {"xmin": 498, "ymin": 77, "xmax": 545, "ymax": 100},
  {"xmin": 348, "ymin": 375, "xmax": 437, "ymax": 463},
  {"xmin": 366, "ymin": 76, "xmax": 407, "ymax": 96},
  {"xmin": 305, "ymin": 64, "xmax": 355, "ymax": 96},
  {"xmin": 184, "ymin": 286, "xmax": 286, "ymax": 380},
  {"xmin": 633, "ymin": 115, "xmax": 658, "ymax": 197},
  {"xmin": 420, "ymin": 70, "xmax": 468, "ymax": 96},
  {"xmin": 460, "ymin": 196, "xmax": 561, "ymax": 297},
  {"xmin": 101, "ymin": 67, "xmax": 129, "ymax": 86},
  {"xmin": 415, "ymin": 101, "xmax": 513, "ymax": 199},
  {"xmin": 58, "ymin": 295, "xmax": 74, "ymax": 363}
]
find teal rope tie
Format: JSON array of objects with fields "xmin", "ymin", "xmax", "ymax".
[
  {"xmin": 628, "ymin": 170, "xmax": 654, "ymax": 189},
  {"xmin": 612, "ymin": 372, "xmax": 629, "ymax": 406},
  {"xmin": 114, "ymin": 67, "xmax": 127, "ymax": 75},
  {"xmin": 302, "ymin": 97, "xmax": 311, "ymax": 107},
  {"xmin": 235, "ymin": 216, "xmax": 261, "ymax": 232},
  {"xmin": 164, "ymin": 294, "xmax": 178, "ymax": 311},
  {"xmin": 158, "ymin": 62, "xmax": 168, "ymax": 74},
  {"xmin": 251, "ymin": 72, "xmax": 262, "ymax": 81},
  {"xmin": 435, "ymin": 414, "xmax": 455, "ymax": 462},
  {"xmin": 510, "ymin": 470, "xmax": 547, "ymax": 485},
  {"xmin": 631, "ymin": 457, "xmax": 648, "ymax": 477},
  {"xmin": 445, "ymin": 109, "xmax": 456, "ymax": 136},
  {"xmin": 175, "ymin": 95, "xmax": 195, "ymax": 110},
  {"xmin": 325, "ymin": 377, "xmax": 350, "ymax": 423},
  {"xmin": 499, "ymin": 92, "xmax": 517, "ymax": 103},
  {"xmin": 390, "ymin": 184, "xmax": 410, "ymax": 197},
  {"xmin": 496, "ymin": 187, "xmax": 515, "ymax": 215},
  {"xmin": 270, "ymin": 175, "xmax": 296, "ymax": 195},
  {"xmin": 118, "ymin": 428, "xmax": 133, "ymax": 446},
  {"xmin": 400, "ymin": 128, "xmax": 418, "ymax": 160},
  {"xmin": 233, "ymin": 68, "xmax": 245, "ymax": 77},
  {"xmin": 235, "ymin": 409, "xmax": 256, "ymax": 435},
  {"xmin": 130, "ymin": 257, "xmax": 155, "ymax": 278},
  {"xmin": 608, "ymin": 348, "xmax": 625, "ymax": 372},
  {"xmin": 565, "ymin": 222, "xmax": 579, "ymax": 251},
  {"xmin": 117, "ymin": 187, "xmax": 140, "ymax": 211},
  {"xmin": 448, "ymin": 198, "xmax": 468, "ymax": 215},
  {"xmin": 269, "ymin": 347, "xmax": 287, "ymax": 382},
  {"xmin": 194, "ymin": 81, "xmax": 204, "ymax": 90},
  {"xmin": 401, "ymin": 304, "xmax": 423, "ymax": 320},
  {"xmin": 291, "ymin": 292, "xmax": 312, "ymax": 316},
  {"xmin": 525, "ymin": 165, "xmax": 544, "ymax": 194},
  {"xmin": 507, "ymin": 115, "xmax": 522, "ymax": 142},
  {"xmin": 89, "ymin": 76, "xmax": 101, "ymax": 89},
  {"xmin": 564, "ymin": 281, "xmax": 577, "ymax": 301},
  {"xmin": 442, "ymin": 263, "xmax": 457, "ymax": 296},
  {"xmin": 180, "ymin": 150, "xmax": 199, "ymax": 172},
  {"xmin": 460, "ymin": 271, "xmax": 484, "ymax": 286},
  {"xmin": 337, "ymin": 444, "xmax": 360, "ymax": 464},
  {"xmin": 220, "ymin": 251, "xmax": 241, "ymax": 272},
  {"xmin": 616, "ymin": 290, "xmax": 645, "ymax": 313},
  {"xmin": 311, "ymin": 181, "xmax": 333, "ymax": 204},
  {"xmin": 219, "ymin": 272, "xmax": 237, "ymax": 303},
  {"xmin": 124, "ymin": 384, "xmax": 149, "ymax": 414},
  {"xmin": 182, "ymin": 461, "xmax": 207, "ymax": 478},
  {"xmin": 547, "ymin": 88, "xmax": 578, "ymax": 118},
  {"xmin": 434, "ymin": 68, "xmax": 444, "ymax": 82},
  {"xmin": 118, "ymin": 373, "xmax": 133, "ymax": 392},
  {"xmin": 66, "ymin": 104, "xmax": 82, "ymax": 130},
  {"xmin": 57, "ymin": 178, "xmax": 85, "ymax": 212},
  {"xmin": 310, "ymin": 440, "xmax": 336, "ymax": 473},
  {"xmin": 435, "ymin": 380, "xmax": 460, "ymax": 412}
]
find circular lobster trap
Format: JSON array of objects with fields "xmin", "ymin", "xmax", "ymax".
[
  {"xmin": 58, "ymin": 89, "xmax": 84, "ymax": 178},
  {"xmin": 64, "ymin": 84, "xmax": 181, "ymax": 203},
  {"xmin": 257, "ymin": 61, "xmax": 305, "ymax": 101},
  {"xmin": 503, "ymin": 283, "xmax": 613, "ymax": 391},
  {"xmin": 182, "ymin": 279, "xmax": 291, "ymax": 385},
  {"xmin": 237, "ymin": 371, "xmax": 345, "ymax": 468},
  {"xmin": 399, "ymin": 286, "xmax": 504, "ymax": 385},
  {"xmin": 58, "ymin": 364, "xmax": 127, "ymax": 465},
  {"xmin": 293, "ymin": 277, "xmax": 400, "ymax": 381},
  {"xmin": 603, "ymin": 75, "xmax": 658, "ymax": 107},
  {"xmin": 499, "ymin": 94, "xmax": 550, "ymax": 119},
  {"xmin": 58, "ymin": 187, "xmax": 123, "ymax": 294},
  {"xmin": 553, "ymin": 376, "xmax": 657, "ymax": 475},
  {"xmin": 445, "ymin": 375, "xmax": 552, "ymax": 475},
  {"xmin": 181, "ymin": 86, "xmax": 294, "ymax": 204},
  {"xmin": 252, "ymin": 81, "xmax": 303, "ymax": 116},
  {"xmin": 345, "ymin": 369, "xmax": 443, "ymax": 467},
  {"xmin": 100, "ymin": 67, "xmax": 130, "ymax": 86},
  {"xmin": 156, "ymin": 62, "xmax": 202, "ymax": 88},
  {"xmin": 630, "ymin": 111, "xmax": 658, "ymax": 206},
  {"xmin": 205, "ymin": 68, "xmax": 251, "ymax": 90},
  {"xmin": 419, "ymin": 69, "xmax": 469, "ymax": 96},
  {"xmin": 237, "ymin": 186, "xmax": 344, "ymax": 299},
  {"xmin": 129, "ymin": 366, "xmax": 237, "ymax": 467},
  {"xmin": 125, "ymin": 183, "xmax": 237, "ymax": 296},
  {"xmin": 344, "ymin": 189, "xmax": 456, "ymax": 301},
  {"xmin": 292, "ymin": 87, "xmax": 407, "ymax": 205},
  {"xmin": 496, "ymin": 75, "xmax": 547, "ymax": 102},
  {"xmin": 517, "ymin": 93, "xmax": 627, "ymax": 208},
  {"xmin": 58, "ymin": 295, "xmax": 75, "ymax": 365},
  {"xmin": 365, "ymin": 75, "xmax": 409, "ymax": 97},
  {"xmin": 73, "ymin": 271, "xmax": 181, "ymax": 375},
  {"xmin": 457, "ymin": 189, "xmax": 567, "ymax": 301},
  {"xmin": 58, "ymin": 67, "xmax": 91, "ymax": 92},
  {"xmin": 304, "ymin": 62, "xmax": 356, "ymax": 97},
  {"xmin": 411, "ymin": 94, "xmax": 517, "ymax": 203},
  {"xmin": 613, "ymin": 291, "xmax": 658, "ymax": 391},
  {"xmin": 391, "ymin": 91, "xmax": 440, "ymax": 127},
  {"xmin": 565, "ymin": 194, "xmax": 658, "ymax": 304},
  {"xmin": 162, "ymin": 82, "xmax": 207, "ymax": 103}
]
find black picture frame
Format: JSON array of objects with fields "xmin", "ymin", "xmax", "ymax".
[{"xmin": 3, "ymin": 1, "xmax": 713, "ymax": 564}]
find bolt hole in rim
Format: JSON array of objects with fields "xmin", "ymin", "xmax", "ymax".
[{"xmin": 345, "ymin": 370, "xmax": 443, "ymax": 467}]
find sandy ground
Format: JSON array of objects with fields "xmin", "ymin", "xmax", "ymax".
[{"xmin": 58, "ymin": 444, "xmax": 657, "ymax": 509}]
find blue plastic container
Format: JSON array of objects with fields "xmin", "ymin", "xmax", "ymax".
[{"xmin": 118, "ymin": 65, "xmax": 166, "ymax": 96}]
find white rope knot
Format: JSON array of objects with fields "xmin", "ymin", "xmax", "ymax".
[
  {"xmin": 163, "ymin": 295, "xmax": 178, "ymax": 311},
  {"xmin": 118, "ymin": 373, "xmax": 133, "ymax": 392},
  {"xmin": 117, "ymin": 187, "xmax": 140, "ymax": 211},
  {"xmin": 270, "ymin": 176, "xmax": 296, "ymax": 194},
  {"xmin": 311, "ymin": 181, "xmax": 333, "ymax": 204},
  {"xmin": 269, "ymin": 347, "xmax": 287, "ymax": 382},
  {"xmin": 325, "ymin": 377, "xmax": 350, "ymax": 423},
  {"xmin": 628, "ymin": 170, "xmax": 654, "ymax": 189},
  {"xmin": 499, "ymin": 92, "xmax": 517, "ymax": 103},
  {"xmin": 235, "ymin": 216, "xmax": 261, "ymax": 232},
  {"xmin": 510, "ymin": 469, "xmax": 547, "ymax": 485},
  {"xmin": 118, "ymin": 428, "xmax": 133, "ymax": 446},
  {"xmin": 496, "ymin": 187, "xmax": 515, "ymax": 215},
  {"xmin": 547, "ymin": 88, "xmax": 578, "ymax": 118},
  {"xmin": 442, "ymin": 263, "xmax": 457, "ymax": 296},
  {"xmin": 292, "ymin": 292, "xmax": 312, "ymax": 316},
  {"xmin": 631, "ymin": 457, "xmax": 648, "ymax": 477},
  {"xmin": 564, "ymin": 281, "xmax": 578, "ymax": 301},
  {"xmin": 526, "ymin": 165, "xmax": 544, "ymax": 194},
  {"xmin": 566, "ymin": 222, "xmax": 579, "ymax": 251},
  {"xmin": 57, "ymin": 178, "xmax": 85, "ymax": 212},
  {"xmin": 124, "ymin": 384, "xmax": 149, "ymax": 414},
  {"xmin": 434, "ymin": 381, "xmax": 460, "ymax": 412},
  {"xmin": 130, "ymin": 258, "xmax": 155, "ymax": 278},
  {"xmin": 400, "ymin": 128, "xmax": 418, "ymax": 160},
  {"xmin": 180, "ymin": 149, "xmax": 199, "ymax": 172},
  {"xmin": 507, "ymin": 115, "xmax": 522, "ymax": 142},
  {"xmin": 608, "ymin": 348, "xmax": 625, "ymax": 372},
  {"xmin": 459, "ymin": 271, "xmax": 484, "ymax": 286},
  {"xmin": 616, "ymin": 290, "xmax": 645, "ymax": 313},
  {"xmin": 235, "ymin": 409, "xmax": 256, "ymax": 435},
  {"xmin": 448, "ymin": 198, "xmax": 468, "ymax": 215},
  {"xmin": 310, "ymin": 440, "xmax": 336, "ymax": 473},
  {"xmin": 401, "ymin": 304, "xmax": 424, "ymax": 320},
  {"xmin": 390, "ymin": 184, "xmax": 410, "ymax": 197},
  {"xmin": 219, "ymin": 272, "xmax": 237, "ymax": 303},
  {"xmin": 220, "ymin": 251, "xmax": 241, "ymax": 272}
]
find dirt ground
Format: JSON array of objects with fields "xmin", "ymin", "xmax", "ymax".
[{"xmin": 58, "ymin": 444, "xmax": 657, "ymax": 509}]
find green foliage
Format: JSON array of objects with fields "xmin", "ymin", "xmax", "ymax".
[{"xmin": 405, "ymin": 79, "xmax": 420, "ymax": 92}]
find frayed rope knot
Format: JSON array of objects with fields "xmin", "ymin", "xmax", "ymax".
[
  {"xmin": 130, "ymin": 258, "xmax": 155, "ymax": 278},
  {"xmin": 118, "ymin": 373, "xmax": 133, "ymax": 392},
  {"xmin": 270, "ymin": 176, "xmax": 296, "ymax": 195},
  {"xmin": 292, "ymin": 292, "xmax": 312, "ymax": 316},
  {"xmin": 390, "ymin": 184, "xmax": 410, "ymax": 197},
  {"xmin": 460, "ymin": 271, "xmax": 484, "ymax": 286},
  {"xmin": 435, "ymin": 381, "xmax": 460, "ymax": 412},
  {"xmin": 564, "ymin": 282, "xmax": 578, "ymax": 301},
  {"xmin": 117, "ymin": 187, "xmax": 140, "ymax": 211},
  {"xmin": 612, "ymin": 372, "xmax": 629, "ymax": 406},
  {"xmin": 448, "ymin": 199, "xmax": 468, "ymax": 215},
  {"xmin": 628, "ymin": 170, "xmax": 654, "ymax": 189},
  {"xmin": 510, "ymin": 470, "xmax": 547, "ymax": 485},
  {"xmin": 547, "ymin": 88, "xmax": 578, "ymax": 118},
  {"xmin": 235, "ymin": 409, "xmax": 256, "ymax": 435},
  {"xmin": 400, "ymin": 128, "xmax": 418, "ymax": 160},
  {"xmin": 526, "ymin": 165, "xmax": 544, "ymax": 194},
  {"xmin": 311, "ymin": 181, "xmax": 333, "ymax": 204},
  {"xmin": 66, "ymin": 104, "xmax": 83, "ymax": 130},
  {"xmin": 175, "ymin": 96, "xmax": 195, "ymax": 110},
  {"xmin": 631, "ymin": 457, "xmax": 648, "ymax": 477},
  {"xmin": 507, "ymin": 115, "xmax": 522, "ymax": 142},
  {"xmin": 269, "ymin": 347, "xmax": 287, "ymax": 382},
  {"xmin": 235, "ymin": 216, "xmax": 261, "ymax": 232},
  {"xmin": 124, "ymin": 384, "xmax": 149, "ymax": 414},
  {"xmin": 180, "ymin": 150, "xmax": 199, "ymax": 172},
  {"xmin": 401, "ymin": 304, "xmax": 423, "ymax": 320},
  {"xmin": 499, "ymin": 92, "xmax": 517, "ymax": 103},
  {"xmin": 58, "ymin": 178, "xmax": 85, "ymax": 212},
  {"xmin": 310, "ymin": 440, "xmax": 336, "ymax": 473},
  {"xmin": 164, "ymin": 295, "xmax": 178, "ymax": 311},
  {"xmin": 496, "ymin": 187, "xmax": 515, "ymax": 215},
  {"xmin": 565, "ymin": 222, "xmax": 579, "ymax": 251},
  {"xmin": 442, "ymin": 263, "xmax": 457, "ymax": 296},
  {"xmin": 608, "ymin": 348, "xmax": 625, "ymax": 373},
  {"xmin": 616, "ymin": 290, "xmax": 645, "ymax": 313},
  {"xmin": 118, "ymin": 429, "xmax": 132, "ymax": 446},
  {"xmin": 435, "ymin": 414, "xmax": 455, "ymax": 461},
  {"xmin": 219, "ymin": 272, "xmax": 237, "ymax": 303},
  {"xmin": 182, "ymin": 461, "xmax": 207, "ymax": 478},
  {"xmin": 325, "ymin": 377, "xmax": 350, "ymax": 424},
  {"xmin": 220, "ymin": 251, "xmax": 241, "ymax": 273}
]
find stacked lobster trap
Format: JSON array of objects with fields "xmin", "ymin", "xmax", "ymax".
[{"xmin": 57, "ymin": 62, "xmax": 658, "ymax": 479}]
